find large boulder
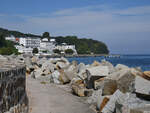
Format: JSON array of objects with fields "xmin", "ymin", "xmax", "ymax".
[
  {"xmin": 71, "ymin": 77, "xmax": 93, "ymax": 97},
  {"xmin": 51, "ymin": 70, "xmax": 61, "ymax": 84},
  {"xmin": 101, "ymin": 60, "xmax": 116, "ymax": 74},
  {"xmin": 56, "ymin": 61, "xmax": 69, "ymax": 69},
  {"xmin": 37, "ymin": 57, "xmax": 47, "ymax": 66},
  {"xmin": 24, "ymin": 57, "xmax": 32, "ymax": 67},
  {"xmin": 71, "ymin": 77, "xmax": 85, "ymax": 97},
  {"xmin": 59, "ymin": 69, "xmax": 70, "ymax": 84},
  {"xmin": 102, "ymin": 78, "xmax": 118, "ymax": 96},
  {"xmin": 64, "ymin": 65, "xmax": 78, "ymax": 81},
  {"xmin": 112, "ymin": 69, "xmax": 136, "ymax": 93},
  {"xmin": 115, "ymin": 93, "xmax": 150, "ymax": 113},
  {"xmin": 115, "ymin": 64, "xmax": 129, "ymax": 71},
  {"xmin": 87, "ymin": 89, "xmax": 102, "ymax": 104},
  {"xmin": 129, "ymin": 106, "xmax": 150, "ymax": 113},
  {"xmin": 91, "ymin": 61, "xmax": 101, "ymax": 67},
  {"xmin": 77, "ymin": 63, "xmax": 86, "ymax": 73},
  {"xmin": 72, "ymin": 84, "xmax": 86, "ymax": 97},
  {"xmin": 34, "ymin": 68, "xmax": 43, "ymax": 78},
  {"xmin": 143, "ymin": 71, "xmax": 150, "ymax": 80},
  {"xmin": 97, "ymin": 96, "xmax": 110, "ymax": 112},
  {"xmin": 94, "ymin": 77, "xmax": 105, "ymax": 90},
  {"xmin": 85, "ymin": 66, "xmax": 108, "ymax": 89},
  {"xmin": 31, "ymin": 56, "xmax": 39, "ymax": 64},
  {"xmin": 94, "ymin": 77, "xmax": 118, "ymax": 95},
  {"xmin": 135, "ymin": 76, "xmax": 150, "ymax": 100},
  {"xmin": 41, "ymin": 61, "xmax": 55, "ymax": 74},
  {"xmin": 86, "ymin": 66, "xmax": 110, "ymax": 76},
  {"xmin": 102, "ymin": 90, "xmax": 127, "ymax": 113},
  {"xmin": 50, "ymin": 57, "xmax": 70, "ymax": 65},
  {"xmin": 77, "ymin": 69, "xmax": 88, "ymax": 80}
]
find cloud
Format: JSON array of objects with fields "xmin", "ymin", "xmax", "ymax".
[{"xmin": 0, "ymin": 5, "xmax": 150, "ymax": 53}]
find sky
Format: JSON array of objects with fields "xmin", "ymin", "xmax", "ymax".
[{"xmin": 0, "ymin": 0, "xmax": 150, "ymax": 54}]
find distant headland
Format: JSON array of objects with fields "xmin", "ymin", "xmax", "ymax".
[{"xmin": 0, "ymin": 27, "xmax": 109, "ymax": 55}]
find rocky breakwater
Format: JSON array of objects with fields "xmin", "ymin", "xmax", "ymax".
[
  {"xmin": 0, "ymin": 55, "xmax": 28, "ymax": 113},
  {"xmin": 26, "ymin": 56, "xmax": 150, "ymax": 113}
]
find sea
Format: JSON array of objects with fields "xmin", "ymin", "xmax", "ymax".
[{"xmin": 67, "ymin": 55, "xmax": 150, "ymax": 71}]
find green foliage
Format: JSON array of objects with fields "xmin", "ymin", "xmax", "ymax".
[
  {"xmin": 55, "ymin": 36, "xmax": 109, "ymax": 54},
  {"xmin": 65, "ymin": 49, "xmax": 74, "ymax": 54},
  {"xmin": 42, "ymin": 32, "xmax": 50, "ymax": 38},
  {"xmin": 42, "ymin": 50, "xmax": 48, "ymax": 53},
  {"xmin": 53, "ymin": 49, "xmax": 61, "ymax": 54},
  {"xmin": 0, "ymin": 35, "xmax": 19, "ymax": 55},
  {"xmin": 0, "ymin": 47, "xmax": 18, "ymax": 55},
  {"xmin": 0, "ymin": 27, "xmax": 109, "ymax": 54},
  {"xmin": 32, "ymin": 48, "xmax": 39, "ymax": 54},
  {"xmin": 0, "ymin": 27, "xmax": 41, "ymax": 37}
]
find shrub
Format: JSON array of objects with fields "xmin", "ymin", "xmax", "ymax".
[
  {"xmin": 53, "ymin": 49, "xmax": 61, "ymax": 54},
  {"xmin": 32, "ymin": 48, "xmax": 39, "ymax": 53},
  {"xmin": 65, "ymin": 49, "xmax": 74, "ymax": 54}
]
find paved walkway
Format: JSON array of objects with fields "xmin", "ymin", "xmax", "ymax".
[{"xmin": 26, "ymin": 77, "xmax": 94, "ymax": 113}]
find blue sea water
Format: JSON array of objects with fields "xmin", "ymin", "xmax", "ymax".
[{"xmin": 67, "ymin": 55, "xmax": 150, "ymax": 71}]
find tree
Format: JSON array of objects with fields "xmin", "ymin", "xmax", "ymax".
[
  {"xmin": 65, "ymin": 49, "xmax": 74, "ymax": 54},
  {"xmin": 0, "ymin": 35, "xmax": 6, "ymax": 47},
  {"xmin": 32, "ymin": 48, "xmax": 39, "ymax": 54},
  {"xmin": 0, "ymin": 47, "xmax": 18, "ymax": 55},
  {"xmin": 42, "ymin": 32, "xmax": 50, "ymax": 38},
  {"xmin": 53, "ymin": 49, "xmax": 61, "ymax": 54},
  {"xmin": 55, "ymin": 36, "xmax": 109, "ymax": 54},
  {"xmin": 0, "ymin": 34, "xmax": 19, "ymax": 55},
  {"xmin": 42, "ymin": 50, "xmax": 48, "ymax": 53}
]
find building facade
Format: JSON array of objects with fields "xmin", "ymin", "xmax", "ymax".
[
  {"xmin": 19, "ymin": 37, "xmax": 40, "ymax": 48},
  {"xmin": 5, "ymin": 35, "xmax": 16, "ymax": 42},
  {"xmin": 55, "ymin": 43, "xmax": 77, "ymax": 54},
  {"xmin": 39, "ymin": 38, "xmax": 56, "ymax": 53}
]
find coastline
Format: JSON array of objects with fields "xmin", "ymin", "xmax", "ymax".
[{"xmin": 36, "ymin": 54, "xmax": 121, "ymax": 58}]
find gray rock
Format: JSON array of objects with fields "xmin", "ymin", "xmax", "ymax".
[
  {"xmin": 102, "ymin": 78, "xmax": 118, "ymax": 96},
  {"xmin": 56, "ymin": 61, "xmax": 69, "ymax": 69},
  {"xmin": 114, "ymin": 69, "xmax": 136, "ymax": 93},
  {"xmin": 64, "ymin": 64, "xmax": 78, "ymax": 80},
  {"xmin": 59, "ymin": 69, "xmax": 70, "ymax": 84},
  {"xmin": 37, "ymin": 57, "xmax": 47, "ymax": 65},
  {"xmin": 86, "ymin": 66, "xmax": 110, "ymax": 76},
  {"xmin": 77, "ymin": 63, "xmax": 86, "ymax": 73},
  {"xmin": 85, "ymin": 67, "xmax": 107, "ymax": 89},
  {"xmin": 135, "ymin": 76, "xmax": 150, "ymax": 98},
  {"xmin": 102, "ymin": 90, "xmax": 127, "ymax": 113},
  {"xmin": 34, "ymin": 68, "xmax": 43, "ymax": 78},
  {"xmin": 78, "ymin": 69, "xmax": 88, "ymax": 80},
  {"xmin": 31, "ymin": 56, "xmax": 39, "ymax": 64},
  {"xmin": 71, "ymin": 60, "xmax": 78, "ymax": 66},
  {"xmin": 51, "ymin": 71, "xmax": 61, "ymax": 84},
  {"xmin": 24, "ymin": 57, "xmax": 32, "ymax": 67},
  {"xmin": 116, "ymin": 93, "xmax": 150, "ymax": 113},
  {"xmin": 115, "ymin": 64, "xmax": 129, "ymax": 71},
  {"xmin": 94, "ymin": 77, "xmax": 105, "ymax": 90},
  {"xmin": 42, "ymin": 61, "xmax": 55, "ymax": 74},
  {"xmin": 61, "ymin": 57, "xmax": 70, "ymax": 65},
  {"xmin": 87, "ymin": 89, "xmax": 102, "ymax": 104},
  {"xmin": 91, "ymin": 61, "xmax": 101, "ymax": 67},
  {"xmin": 101, "ymin": 60, "xmax": 116, "ymax": 74},
  {"xmin": 31, "ymin": 71, "xmax": 36, "ymax": 79}
]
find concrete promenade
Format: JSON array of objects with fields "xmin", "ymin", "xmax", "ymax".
[{"xmin": 26, "ymin": 76, "xmax": 94, "ymax": 113}]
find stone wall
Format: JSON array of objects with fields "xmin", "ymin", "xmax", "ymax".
[{"xmin": 0, "ymin": 64, "xmax": 28, "ymax": 113}]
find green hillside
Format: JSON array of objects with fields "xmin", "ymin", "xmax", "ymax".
[
  {"xmin": 55, "ymin": 36, "xmax": 109, "ymax": 54},
  {"xmin": 0, "ymin": 28, "xmax": 40, "ymax": 37},
  {"xmin": 0, "ymin": 27, "xmax": 109, "ymax": 54}
]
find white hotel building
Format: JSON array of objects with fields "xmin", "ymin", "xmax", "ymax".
[
  {"xmin": 39, "ymin": 38, "xmax": 56, "ymax": 53},
  {"xmin": 6, "ymin": 36, "xmax": 77, "ymax": 54},
  {"xmin": 19, "ymin": 37, "xmax": 40, "ymax": 48}
]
